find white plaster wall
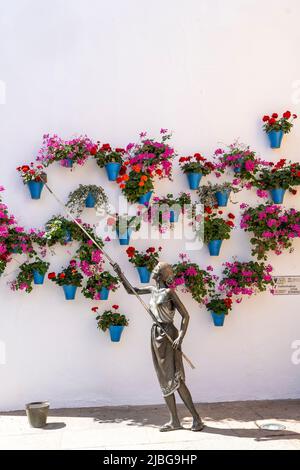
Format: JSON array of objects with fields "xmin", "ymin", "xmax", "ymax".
[{"xmin": 0, "ymin": 0, "xmax": 300, "ymax": 411}]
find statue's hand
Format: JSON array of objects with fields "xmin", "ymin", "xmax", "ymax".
[{"xmin": 172, "ymin": 336, "xmax": 183, "ymax": 350}]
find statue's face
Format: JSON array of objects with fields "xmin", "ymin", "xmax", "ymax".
[{"xmin": 152, "ymin": 264, "xmax": 161, "ymax": 281}]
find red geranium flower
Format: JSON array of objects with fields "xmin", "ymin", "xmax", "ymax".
[
  {"xmin": 90, "ymin": 145, "xmax": 98, "ymax": 155},
  {"xmin": 224, "ymin": 298, "xmax": 232, "ymax": 308},
  {"xmin": 269, "ymin": 117, "xmax": 276, "ymax": 125},
  {"xmin": 283, "ymin": 111, "xmax": 291, "ymax": 119},
  {"xmin": 226, "ymin": 221, "xmax": 234, "ymax": 227},
  {"xmin": 262, "ymin": 115, "xmax": 270, "ymax": 122},
  {"xmin": 204, "ymin": 206, "xmax": 212, "ymax": 214},
  {"xmin": 228, "ymin": 213, "xmax": 235, "ymax": 219},
  {"xmin": 48, "ymin": 272, "xmax": 56, "ymax": 279},
  {"xmin": 146, "ymin": 247, "xmax": 156, "ymax": 253},
  {"xmin": 115, "ymin": 148, "xmax": 125, "ymax": 153},
  {"xmin": 272, "ymin": 113, "xmax": 278, "ymax": 119},
  {"xmin": 179, "ymin": 157, "xmax": 186, "ymax": 163},
  {"xmin": 119, "ymin": 165, "xmax": 127, "ymax": 176},
  {"xmin": 59, "ymin": 273, "xmax": 66, "ymax": 279},
  {"xmin": 194, "ymin": 153, "xmax": 205, "ymax": 161},
  {"xmin": 21, "ymin": 165, "xmax": 30, "ymax": 172},
  {"xmin": 112, "ymin": 304, "xmax": 119, "ymax": 310},
  {"xmin": 156, "ymin": 169, "xmax": 162, "ymax": 176},
  {"xmin": 91, "ymin": 307, "xmax": 98, "ymax": 313},
  {"xmin": 126, "ymin": 246, "xmax": 136, "ymax": 257},
  {"xmin": 102, "ymin": 143, "xmax": 111, "ymax": 151}
]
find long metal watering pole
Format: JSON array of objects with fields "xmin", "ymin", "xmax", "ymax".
[{"xmin": 39, "ymin": 174, "xmax": 195, "ymax": 369}]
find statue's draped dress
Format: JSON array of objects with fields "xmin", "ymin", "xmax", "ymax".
[{"xmin": 149, "ymin": 287, "xmax": 185, "ymax": 397}]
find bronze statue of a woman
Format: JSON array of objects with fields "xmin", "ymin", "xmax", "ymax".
[{"xmin": 113, "ymin": 261, "xmax": 204, "ymax": 432}]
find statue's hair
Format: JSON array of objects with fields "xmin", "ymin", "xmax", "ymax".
[{"xmin": 156, "ymin": 262, "xmax": 174, "ymax": 285}]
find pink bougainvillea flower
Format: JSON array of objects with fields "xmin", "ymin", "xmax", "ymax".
[{"xmin": 257, "ymin": 189, "xmax": 269, "ymax": 198}]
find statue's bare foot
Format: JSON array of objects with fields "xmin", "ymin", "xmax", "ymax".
[
  {"xmin": 159, "ymin": 421, "xmax": 182, "ymax": 432},
  {"xmin": 191, "ymin": 418, "xmax": 204, "ymax": 432}
]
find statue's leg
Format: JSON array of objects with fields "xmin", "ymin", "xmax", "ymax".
[
  {"xmin": 177, "ymin": 382, "xmax": 204, "ymax": 431},
  {"xmin": 160, "ymin": 393, "xmax": 182, "ymax": 432}
]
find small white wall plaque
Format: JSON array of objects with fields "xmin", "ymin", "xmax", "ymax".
[{"xmin": 272, "ymin": 276, "xmax": 300, "ymax": 295}]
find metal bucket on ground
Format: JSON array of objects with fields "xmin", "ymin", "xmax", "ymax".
[{"xmin": 25, "ymin": 401, "xmax": 49, "ymax": 428}]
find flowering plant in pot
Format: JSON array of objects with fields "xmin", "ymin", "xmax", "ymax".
[
  {"xmin": 36, "ymin": 134, "xmax": 97, "ymax": 168},
  {"xmin": 126, "ymin": 246, "xmax": 162, "ymax": 283},
  {"xmin": 17, "ymin": 163, "xmax": 47, "ymax": 199},
  {"xmin": 10, "ymin": 258, "xmax": 50, "ymax": 293},
  {"xmin": 206, "ymin": 296, "xmax": 233, "ymax": 327},
  {"xmin": 5, "ymin": 226, "xmax": 34, "ymax": 256},
  {"xmin": 171, "ymin": 254, "xmax": 215, "ymax": 304},
  {"xmin": 125, "ymin": 129, "xmax": 175, "ymax": 180},
  {"xmin": 66, "ymin": 184, "xmax": 108, "ymax": 213},
  {"xmin": 219, "ymin": 260, "xmax": 274, "ymax": 299},
  {"xmin": 262, "ymin": 111, "xmax": 297, "ymax": 148},
  {"xmin": 152, "ymin": 192, "xmax": 192, "ymax": 222},
  {"xmin": 48, "ymin": 260, "xmax": 83, "ymax": 300},
  {"xmin": 93, "ymin": 304, "xmax": 129, "ymax": 342},
  {"xmin": 82, "ymin": 271, "xmax": 119, "ymax": 300},
  {"xmin": 249, "ymin": 159, "xmax": 300, "ymax": 204},
  {"xmin": 213, "ymin": 142, "xmax": 262, "ymax": 177},
  {"xmin": 147, "ymin": 193, "xmax": 192, "ymax": 233},
  {"xmin": 44, "ymin": 215, "xmax": 87, "ymax": 246},
  {"xmin": 179, "ymin": 153, "xmax": 214, "ymax": 190},
  {"xmin": 203, "ymin": 207, "xmax": 235, "ymax": 256},
  {"xmin": 197, "ymin": 182, "xmax": 239, "ymax": 208},
  {"xmin": 240, "ymin": 204, "xmax": 300, "ymax": 259},
  {"xmin": 107, "ymin": 213, "xmax": 141, "ymax": 245},
  {"xmin": 94, "ymin": 143, "xmax": 125, "ymax": 181},
  {"xmin": 76, "ymin": 238, "xmax": 104, "ymax": 276},
  {"xmin": 120, "ymin": 130, "xmax": 175, "ymax": 204},
  {"xmin": 117, "ymin": 168, "xmax": 154, "ymax": 205}
]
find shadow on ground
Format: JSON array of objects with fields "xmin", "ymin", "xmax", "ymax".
[{"xmin": 1, "ymin": 399, "xmax": 300, "ymax": 442}]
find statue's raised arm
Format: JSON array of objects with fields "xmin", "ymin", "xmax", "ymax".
[{"xmin": 112, "ymin": 263, "xmax": 153, "ymax": 295}]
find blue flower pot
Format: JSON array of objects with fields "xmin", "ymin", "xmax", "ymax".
[
  {"xmin": 215, "ymin": 190, "xmax": 230, "ymax": 207},
  {"xmin": 187, "ymin": 172, "xmax": 202, "ymax": 190},
  {"xmin": 210, "ymin": 311, "xmax": 225, "ymax": 327},
  {"xmin": 233, "ymin": 158, "xmax": 243, "ymax": 173},
  {"xmin": 268, "ymin": 130, "xmax": 284, "ymax": 149},
  {"xmin": 116, "ymin": 228, "xmax": 132, "ymax": 245},
  {"xmin": 33, "ymin": 270, "xmax": 45, "ymax": 285},
  {"xmin": 137, "ymin": 266, "xmax": 151, "ymax": 283},
  {"xmin": 109, "ymin": 325, "xmax": 124, "ymax": 342},
  {"xmin": 62, "ymin": 285, "xmax": 77, "ymax": 300},
  {"xmin": 138, "ymin": 191, "xmax": 153, "ymax": 206},
  {"xmin": 170, "ymin": 210, "xmax": 180, "ymax": 223},
  {"xmin": 64, "ymin": 230, "xmax": 72, "ymax": 243},
  {"xmin": 99, "ymin": 287, "xmax": 109, "ymax": 300},
  {"xmin": 105, "ymin": 162, "xmax": 121, "ymax": 181},
  {"xmin": 208, "ymin": 239, "xmax": 223, "ymax": 256},
  {"xmin": 27, "ymin": 181, "xmax": 44, "ymax": 200},
  {"xmin": 85, "ymin": 192, "xmax": 96, "ymax": 208},
  {"xmin": 270, "ymin": 188, "xmax": 286, "ymax": 204},
  {"xmin": 65, "ymin": 159, "xmax": 73, "ymax": 168}
]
